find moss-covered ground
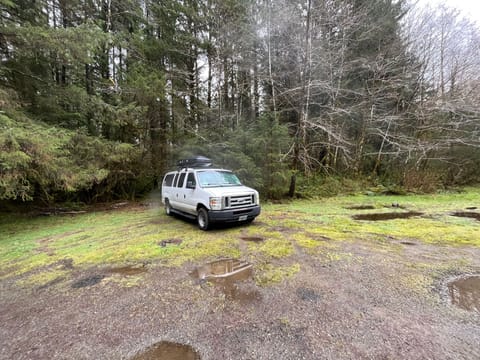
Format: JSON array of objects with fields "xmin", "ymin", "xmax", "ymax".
[{"xmin": 1, "ymin": 188, "xmax": 479, "ymax": 288}]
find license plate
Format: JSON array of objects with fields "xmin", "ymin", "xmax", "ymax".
[{"xmin": 238, "ymin": 215, "xmax": 248, "ymax": 221}]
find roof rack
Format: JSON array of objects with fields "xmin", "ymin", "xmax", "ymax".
[{"xmin": 177, "ymin": 156, "xmax": 212, "ymax": 169}]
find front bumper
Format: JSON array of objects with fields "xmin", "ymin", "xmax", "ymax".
[{"xmin": 208, "ymin": 205, "xmax": 261, "ymax": 223}]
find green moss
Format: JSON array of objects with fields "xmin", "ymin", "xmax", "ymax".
[
  {"xmin": 104, "ymin": 275, "xmax": 144, "ymax": 288},
  {"xmin": 249, "ymin": 237, "xmax": 293, "ymax": 259},
  {"xmin": 2, "ymin": 188, "xmax": 480, "ymax": 288},
  {"xmin": 399, "ymin": 273, "xmax": 433, "ymax": 296},
  {"xmin": 256, "ymin": 263, "xmax": 300, "ymax": 286},
  {"xmin": 270, "ymin": 189, "xmax": 480, "ymax": 247},
  {"xmin": 0, "ymin": 208, "xmax": 242, "ymax": 280},
  {"xmin": 291, "ymin": 233, "xmax": 324, "ymax": 249},
  {"xmin": 240, "ymin": 227, "xmax": 294, "ymax": 259},
  {"xmin": 399, "ymin": 256, "xmax": 473, "ymax": 296},
  {"xmin": 17, "ymin": 269, "xmax": 69, "ymax": 287},
  {"xmin": 319, "ymin": 250, "xmax": 353, "ymax": 263},
  {"xmin": 162, "ymin": 234, "xmax": 241, "ymax": 267}
]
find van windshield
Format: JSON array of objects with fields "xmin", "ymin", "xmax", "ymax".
[{"xmin": 197, "ymin": 170, "xmax": 242, "ymax": 187}]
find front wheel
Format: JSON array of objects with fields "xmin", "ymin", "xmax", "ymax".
[{"xmin": 197, "ymin": 207, "xmax": 210, "ymax": 230}]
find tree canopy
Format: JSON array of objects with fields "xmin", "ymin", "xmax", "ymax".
[{"xmin": 1, "ymin": 0, "xmax": 479, "ymax": 204}]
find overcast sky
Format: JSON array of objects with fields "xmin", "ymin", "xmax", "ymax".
[{"xmin": 416, "ymin": 0, "xmax": 480, "ymax": 24}]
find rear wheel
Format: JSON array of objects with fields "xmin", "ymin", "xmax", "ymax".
[
  {"xmin": 197, "ymin": 207, "xmax": 210, "ymax": 230},
  {"xmin": 165, "ymin": 199, "xmax": 172, "ymax": 216}
]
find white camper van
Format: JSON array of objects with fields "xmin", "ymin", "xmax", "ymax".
[{"xmin": 161, "ymin": 156, "xmax": 261, "ymax": 230}]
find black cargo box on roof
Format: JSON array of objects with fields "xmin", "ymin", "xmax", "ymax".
[{"xmin": 177, "ymin": 156, "xmax": 212, "ymax": 168}]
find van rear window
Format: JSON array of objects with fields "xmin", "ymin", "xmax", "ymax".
[{"xmin": 163, "ymin": 174, "xmax": 175, "ymax": 187}]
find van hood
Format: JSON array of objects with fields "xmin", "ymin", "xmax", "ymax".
[{"xmin": 202, "ymin": 185, "xmax": 257, "ymax": 197}]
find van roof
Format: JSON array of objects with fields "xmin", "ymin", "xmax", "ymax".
[{"xmin": 165, "ymin": 168, "xmax": 232, "ymax": 174}]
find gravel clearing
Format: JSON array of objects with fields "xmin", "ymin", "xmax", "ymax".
[{"xmin": 1, "ymin": 232, "xmax": 480, "ymax": 359}]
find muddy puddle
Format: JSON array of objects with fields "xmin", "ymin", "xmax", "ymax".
[
  {"xmin": 107, "ymin": 266, "xmax": 147, "ymax": 276},
  {"xmin": 352, "ymin": 211, "xmax": 423, "ymax": 221},
  {"xmin": 131, "ymin": 341, "xmax": 200, "ymax": 360},
  {"xmin": 71, "ymin": 275, "xmax": 105, "ymax": 288},
  {"xmin": 240, "ymin": 235, "xmax": 265, "ymax": 242},
  {"xmin": 159, "ymin": 238, "xmax": 183, "ymax": 247},
  {"xmin": 71, "ymin": 265, "xmax": 146, "ymax": 289},
  {"xmin": 346, "ymin": 205, "xmax": 375, "ymax": 210},
  {"xmin": 450, "ymin": 211, "xmax": 480, "ymax": 221},
  {"xmin": 191, "ymin": 259, "xmax": 260, "ymax": 302},
  {"xmin": 400, "ymin": 241, "xmax": 416, "ymax": 246},
  {"xmin": 192, "ymin": 259, "xmax": 252, "ymax": 281},
  {"xmin": 58, "ymin": 258, "xmax": 74, "ymax": 270},
  {"xmin": 447, "ymin": 275, "xmax": 480, "ymax": 313}
]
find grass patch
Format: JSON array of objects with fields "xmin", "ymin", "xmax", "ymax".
[
  {"xmin": 256, "ymin": 263, "xmax": 301, "ymax": 286},
  {"xmin": 1, "ymin": 188, "xmax": 479, "ymax": 287},
  {"xmin": 319, "ymin": 250, "xmax": 354, "ymax": 263},
  {"xmin": 104, "ymin": 275, "xmax": 144, "ymax": 288},
  {"xmin": 254, "ymin": 238, "xmax": 294, "ymax": 259},
  {"xmin": 292, "ymin": 233, "xmax": 323, "ymax": 249},
  {"xmin": 264, "ymin": 187, "xmax": 480, "ymax": 247},
  {"xmin": 17, "ymin": 268, "xmax": 69, "ymax": 288},
  {"xmin": 0, "ymin": 208, "xmax": 243, "ymax": 279}
]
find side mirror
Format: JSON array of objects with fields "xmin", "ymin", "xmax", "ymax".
[{"xmin": 186, "ymin": 181, "xmax": 196, "ymax": 189}]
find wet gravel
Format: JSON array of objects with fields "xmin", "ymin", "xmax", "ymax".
[{"xmin": 1, "ymin": 235, "xmax": 480, "ymax": 359}]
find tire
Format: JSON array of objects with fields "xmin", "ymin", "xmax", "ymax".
[
  {"xmin": 165, "ymin": 199, "xmax": 172, "ymax": 216},
  {"xmin": 197, "ymin": 207, "xmax": 210, "ymax": 230}
]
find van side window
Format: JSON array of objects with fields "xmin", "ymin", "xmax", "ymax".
[
  {"xmin": 173, "ymin": 173, "xmax": 179, "ymax": 187},
  {"xmin": 164, "ymin": 174, "xmax": 174, "ymax": 187},
  {"xmin": 177, "ymin": 173, "xmax": 186, "ymax": 188}
]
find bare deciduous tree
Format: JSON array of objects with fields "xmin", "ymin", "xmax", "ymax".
[{"xmin": 403, "ymin": 2, "xmax": 480, "ymax": 180}]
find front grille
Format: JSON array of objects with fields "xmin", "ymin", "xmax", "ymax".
[
  {"xmin": 226, "ymin": 194, "xmax": 254, "ymax": 209},
  {"xmin": 233, "ymin": 209, "xmax": 252, "ymax": 215}
]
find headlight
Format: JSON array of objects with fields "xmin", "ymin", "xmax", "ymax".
[{"xmin": 209, "ymin": 197, "xmax": 222, "ymax": 210}]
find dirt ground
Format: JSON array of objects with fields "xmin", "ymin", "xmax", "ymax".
[{"xmin": 1, "ymin": 221, "xmax": 480, "ymax": 359}]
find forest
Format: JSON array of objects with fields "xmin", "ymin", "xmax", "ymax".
[{"xmin": 1, "ymin": 0, "xmax": 479, "ymax": 205}]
